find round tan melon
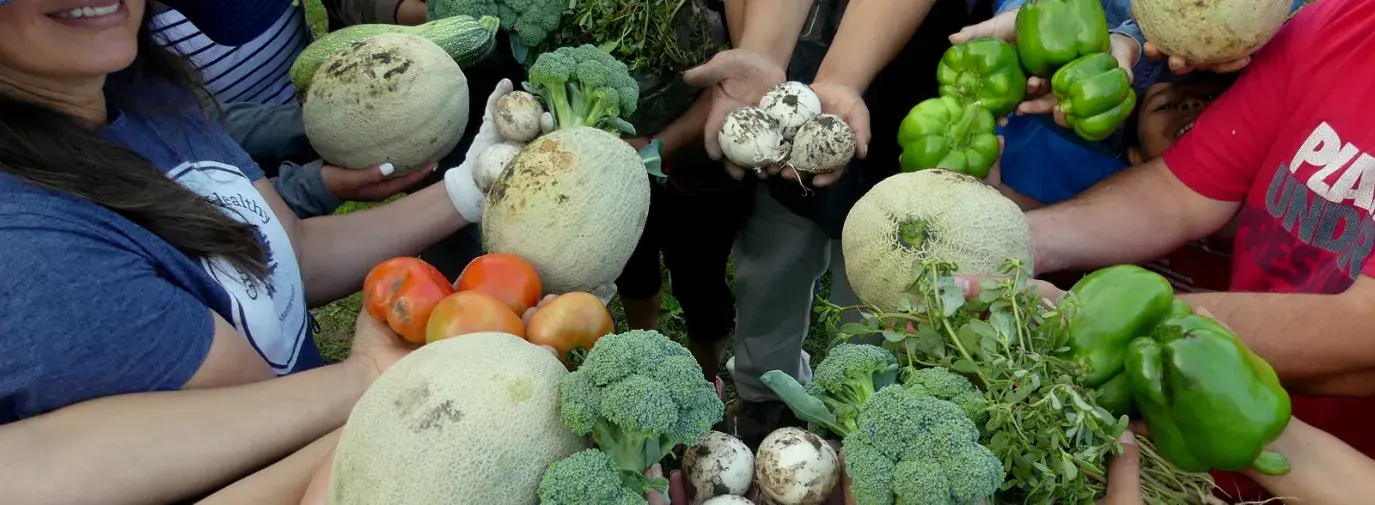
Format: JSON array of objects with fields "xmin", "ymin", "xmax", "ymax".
[
  {"xmin": 1133, "ymin": 0, "xmax": 1293, "ymax": 66},
  {"xmin": 842, "ymin": 169, "xmax": 1033, "ymax": 312},
  {"xmin": 483, "ymin": 127, "xmax": 651, "ymax": 294},
  {"xmin": 327, "ymin": 332, "xmax": 587, "ymax": 505},
  {"xmin": 304, "ymin": 32, "xmax": 469, "ymax": 174}
]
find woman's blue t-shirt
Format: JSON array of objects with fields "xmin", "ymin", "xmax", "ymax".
[{"xmin": 0, "ymin": 89, "xmax": 325, "ymax": 423}]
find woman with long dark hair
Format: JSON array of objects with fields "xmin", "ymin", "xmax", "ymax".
[{"xmin": 0, "ymin": 0, "xmax": 489, "ymax": 502}]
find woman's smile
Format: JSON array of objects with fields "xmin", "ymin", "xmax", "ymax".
[{"xmin": 46, "ymin": 0, "xmax": 126, "ymax": 28}]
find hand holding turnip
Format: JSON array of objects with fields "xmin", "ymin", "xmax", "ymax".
[
  {"xmin": 781, "ymin": 81, "xmax": 868, "ymax": 188},
  {"xmin": 683, "ymin": 49, "xmax": 787, "ymax": 179},
  {"xmin": 443, "ymin": 78, "xmax": 516, "ymax": 223}
]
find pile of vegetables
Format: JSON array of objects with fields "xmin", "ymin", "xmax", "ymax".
[
  {"xmin": 539, "ymin": 0, "xmax": 724, "ymax": 75},
  {"xmin": 361, "ymin": 253, "xmax": 614, "ymax": 367},
  {"xmin": 481, "ymin": 45, "xmax": 659, "ymax": 294},
  {"xmin": 427, "ymin": 0, "xmax": 567, "ymax": 50},
  {"xmin": 900, "ymin": 0, "xmax": 1135, "ymax": 177},
  {"xmin": 717, "ymin": 81, "xmax": 857, "ymax": 178}
]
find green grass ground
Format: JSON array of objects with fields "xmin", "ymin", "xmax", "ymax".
[{"xmin": 299, "ymin": 0, "xmax": 834, "ymax": 395}]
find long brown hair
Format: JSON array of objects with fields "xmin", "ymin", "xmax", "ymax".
[{"xmin": 0, "ymin": 7, "xmax": 269, "ymax": 280}]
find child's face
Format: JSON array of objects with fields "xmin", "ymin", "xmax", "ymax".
[{"xmin": 1133, "ymin": 80, "xmax": 1232, "ymax": 161}]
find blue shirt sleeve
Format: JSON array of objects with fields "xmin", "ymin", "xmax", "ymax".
[{"xmin": 0, "ymin": 207, "xmax": 214, "ymax": 422}]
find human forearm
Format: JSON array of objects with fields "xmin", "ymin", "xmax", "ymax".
[
  {"xmin": 657, "ymin": 94, "xmax": 713, "ymax": 158},
  {"xmin": 0, "ymin": 362, "xmax": 371, "ymax": 505},
  {"xmin": 1026, "ymin": 160, "xmax": 1239, "ymax": 274},
  {"xmin": 813, "ymin": 0, "xmax": 936, "ymax": 92},
  {"xmin": 731, "ymin": 0, "xmax": 811, "ymax": 64},
  {"xmin": 298, "ymin": 182, "xmax": 468, "ymax": 305},
  {"xmin": 198, "ymin": 429, "xmax": 344, "ymax": 505},
  {"xmin": 1246, "ymin": 419, "xmax": 1375, "ymax": 503},
  {"xmin": 1179, "ymin": 290, "xmax": 1375, "ymax": 387}
]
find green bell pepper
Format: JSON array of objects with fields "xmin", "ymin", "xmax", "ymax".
[
  {"xmin": 1014, "ymin": 0, "xmax": 1112, "ymax": 77},
  {"xmin": 897, "ymin": 96, "xmax": 1000, "ymax": 178},
  {"xmin": 1093, "ymin": 373, "xmax": 1134, "ymax": 418},
  {"xmin": 936, "ymin": 38, "xmax": 1027, "ymax": 117},
  {"xmin": 1061, "ymin": 265, "xmax": 1174, "ymax": 388},
  {"xmin": 1125, "ymin": 314, "xmax": 1292, "ymax": 475},
  {"xmin": 1051, "ymin": 52, "xmax": 1136, "ymax": 142}
]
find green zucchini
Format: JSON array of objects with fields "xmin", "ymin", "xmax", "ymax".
[{"xmin": 290, "ymin": 15, "xmax": 499, "ymax": 95}]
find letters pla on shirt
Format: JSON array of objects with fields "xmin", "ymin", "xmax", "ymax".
[{"xmin": 170, "ymin": 161, "xmax": 309, "ymax": 374}]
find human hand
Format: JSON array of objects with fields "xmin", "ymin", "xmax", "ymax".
[
  {"xmin": 396, "ymin": 0, "xmax": 428, "ymax": 26},
  {"xmin": 1097, "ymin": 431, "xmax": 1145, "ymax": 505},
  {"xmin": 444, "ymin": 78, "xmax": 516, "ymax": 223},
  {"xmin": 1143, "ymin": 41, "xmax": 1253, "ymax": 76},
  {"xmin": 948, "ymin": 8, "xmax": 1018, "ymax": 44},
  {"xmin": 346, "ymin": 309, "xmax": 419, "ymax": 384},
  {"xmin": 773, "ymin": 80, "xmax": 870, "ymax": 188},
  {"xmin": 643, "ymin": 464, "xmax": 691, "ymax": 505},
  {"xmin": 683, "ymin": 49, "xmax": 787, "ymax": 180},
  {"xmin": 322, "ymin": 162, "xmax": 434, "ymax": 202},
  {"xmin": 1017, "ymin": 33, "xmax": 1139, "ymax": 129},
  {"xmin": 953, "ymin": 275, "xmax": 1066, "ymax": 304}
]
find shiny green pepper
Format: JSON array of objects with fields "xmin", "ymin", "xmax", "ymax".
[
  {"xmin": 1014, "ymin": 0, "xmax": 1112, "ymax": 77},
  {"xmin": 936, "ymin": 38, "xmax": 1027, "ymax": 117},
  {"xmin": 1094, "ymin": 373, "xmax": 1134, "ymax": 419},
  {"xmin": 1051, "ymin": 52, "xmax": 1137, "ymax": 142},
  {"xmin": 1125, "ymin": 314, "xmax": 1292, "ymax": 475},
  {"xmin": 1061, "ymin": 265, "xmax": 1175, "ymax": 388},
  {"xmin": 897, "ymin": 96, "xmax": 999, "ymax": 178}
]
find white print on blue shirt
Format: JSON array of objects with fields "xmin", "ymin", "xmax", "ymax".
[{"xmin": 168, "ymin": 160, "xmax": 308, "ymax": 374}]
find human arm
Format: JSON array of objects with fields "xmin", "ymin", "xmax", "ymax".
[
  {"xmin": 653, "ymin": 92, "xmax": 714, "ymax": 160},
  {"xmin": 319, "ymin": 0, "xmax": 409, "ymax": 28},
  {"xmin": 1246, "ymin": 418, "xmax": 1375, "ymax": 503},
  {"xmin": 198, "ymin": 429, "xmax": 344, "ymax": 505},
  {"xmin": 732, "ymin": 0, "xmax": 813, "ymax": 65}
]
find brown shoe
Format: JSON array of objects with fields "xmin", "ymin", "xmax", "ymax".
[{"xmin": 717, "ymin": 399, "xmax": 806, "ymax": 451}]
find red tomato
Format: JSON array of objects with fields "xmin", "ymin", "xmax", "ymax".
[
  {"xmin": 525, "ymin": 292, "xmax": 614, "ymax": 369},
  {"xmin": 362, "ymin": 257, "xmax": 455, "ymax": 345},
  {"xmin": 455, "ymin": 253, "xmax": 543, "ymax": 314},
  {"xmin": 425, "ymin": 291, "xmax": 527, "ymax": 343}
]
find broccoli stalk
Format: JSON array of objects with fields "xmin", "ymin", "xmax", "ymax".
[
  {"xmin": 762, "ymin": 343, "xmax": 900, "ymax": 438},
  {"xmin": 525, "ymin": 45, "xmax": 641, "ymax": 135},
  {"xmin": 559, "ymin": 330, "xmax": 726, "ymax": 497}
]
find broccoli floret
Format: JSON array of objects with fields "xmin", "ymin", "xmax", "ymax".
[
  {"xmin": 843, "ymin": 387, "xmax": 1004, "ymax": 505},
  {"xmin": 904, "ymin": 367, "xmax": 990, "ymax": 427},
  {"xmin": 525, "ymin": 44, "xmax": 640, "ymax": 134},
  {"xmin": 428, "ymin": 0, "xmax": 564, "ymax": 47},
  {"xmin": 538, "ymin": 449, "xmax": 647, "ymax": 505},
  {"xmin": 559, "ymin": 330, "xmax": 725, "ymax": 496},
  {"xmin": 806, "ymin": 343, "xmax": 901, "ymax": 436}
]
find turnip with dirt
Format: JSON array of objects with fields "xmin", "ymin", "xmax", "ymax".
[
  {"xmin": 717, "ymin": 107, "xmax": 789, "ymax": 171},
  {"xmin": 493, "ymin": 90, "xmax": 543, "ymax": 142},
  {"xmin": 702, "ymin": 496, "xmax": 756, "ymax": 505},
  {"xmin": 754, "ymin": 427, "xmax": 840, "ymax": 505},
  {"xmin": 472, "ymin": 141, "xmax": 523, "ymax": 192},
  {"xmin": 759, "ymin": 81, "xmax": 822, "ymax": 139},
  {"xmin": 684, "ymin": 431, "xmax": 755, "ymax": 503},
  {"xmin": 788, "ymin": 114, "xmax": 854, "ymax": 175}
]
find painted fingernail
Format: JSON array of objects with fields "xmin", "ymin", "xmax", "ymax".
[{"xmin": 379, "ymin": 163, "xmax": 395, "ymax": 176}]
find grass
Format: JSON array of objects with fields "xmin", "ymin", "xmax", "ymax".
[{"xmin": 299, "ymin": 0, "xmax": 835, "ymax": 398}]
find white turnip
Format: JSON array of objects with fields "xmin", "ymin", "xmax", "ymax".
[
  {"xmin": 718, "ymin": 107, "xmax": 789, "ymax": 171},
  {"xmin": 788, "ymin": 114, "xmax": 854, "ymax": 175},
  {"xmin": 494, "ymin": 91, "xmax": 543, "ymax": 142},
  {"xmin": 754, "ymin": 427, "xmax": 840, "ymax": 505},
  {"xmin": 702, "ymin": 496, "xmax": 756, "ymax": 505},
  {"xmin": 473, "ymin": 141, "xmax": 524, "ymax": 192},
  {"xmin": 684, "ymin": 431, "xmax": 755, "ymax": 504},
  {"xmin": 759, "ymin": 81, "xmax": 822, "ymax": 139}
]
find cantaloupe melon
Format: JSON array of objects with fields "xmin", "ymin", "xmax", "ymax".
[
  {"xmin": 327, "ymin": 332, "xmax": 587, "ymax": 505},
  {"xmin": 842, "ymin": 169, "xmax": 1034, "ymax": 312},
  {"xmin": 303, "ymin": 33, "xmax": 470, "ymax": 174},
  {"xmin": 482, "ymin": 127, "xmax": 651, "ymax": 294},
  {"xmin": 1133, "ymin": 0, "xmax": 1292, "ymax": 66}
]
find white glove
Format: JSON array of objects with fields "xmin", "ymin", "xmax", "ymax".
[
  {"xmin": 590, "ymin": 283, "xmax": 618, "ymax": 306},
  {"xmin": 444, "ymin": 78, "xmax": 515, "ymax": 223}
]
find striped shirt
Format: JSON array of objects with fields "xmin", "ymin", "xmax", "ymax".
[{"xmin": 151, "ymin": 3, "xmax": 314, "ymax": 105}]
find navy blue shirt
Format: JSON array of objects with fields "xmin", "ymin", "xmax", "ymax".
[{"xmin": 0, "ymin": 86, "xmax": 324, "ymax": 423}]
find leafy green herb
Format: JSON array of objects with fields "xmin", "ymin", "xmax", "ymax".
[{"xmin": 542, "ymin": 0, "xmax": 725, "ymax": 74}]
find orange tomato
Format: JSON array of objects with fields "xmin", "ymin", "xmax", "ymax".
[
  {"xmin": 362, "ymin": 257, "xmax": 455, "ymax": 345},
  {"xmin": 425, "ymin": 290, "xmax": 526, "ymax": 343},
  {"xmin": 455, "ymin": 253, "xmax": 543, "ymax": 315},
  {"xmin": 525, "ymin": 292, "xmax": 614, "ymax": 368}
]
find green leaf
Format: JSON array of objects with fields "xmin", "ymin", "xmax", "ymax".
[
  {"xmin": 881, "ymin": 330, "xmax": 906, "ymax": 342},
  {"xmin": 915, "ymin": 330, "xmax": 946, "ymax": 357},
  {"xmin": 951, "ymin": 359, "xmax": 980, "ymax": 374},
  {"xmin": 1049, "ymin": 393, "xmax": 1063, "ymax": 410},
  {"xmin": 1060, "ymin": 452, "xmax": 1079, "ymax": 481},
  {"xmin": 937, "ymin": 278, "xmax": 965, "ymax": 317},
  {"xmin": 760, "ymin": 370, "xmax": 846, "ymax": 436},
  {"xmin": 1007, "ymin": 382, "xmax": 1036, "ymax": 404},
  {"xmin": 957, "ymin": 324, "xmax": 981, "ymax": 355},
  {"xmin": 897, "ymin": 297, "xmax": 913, "ymax": 313},
  {"xmin": 840, "ymin": 323, "xmax": 878, "ymax": 336},
  {"xmin": 989, "ymin": 310, "xmax": 1016, "ymax": 340},
  {"xmin": 978, "ymin": 285, "xmax": 1001, "ymax": 302}
]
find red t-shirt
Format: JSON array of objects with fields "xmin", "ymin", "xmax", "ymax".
[{"xmin": 1161, "ymin": 0, "xmax": 1375, "ymax": 499}]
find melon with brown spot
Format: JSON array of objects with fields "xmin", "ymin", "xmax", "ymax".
[
  {"xmin": 304, "ymin": 32, "xmax": 470, "ymax": 174},
  {"xmin": 1133, "ymin": 0, "xmax": 1292, "ymax": 66},
  {"xmin": 483, "ymin": 126, "xmax": 651, "ymax": 293},
  {"xmin": 842, "ymin": 169, "xmax": 1034, "ymax": 312},
  {"xmin": 327, "ymin": 332, "xmax": 587, "ymax": 505}
]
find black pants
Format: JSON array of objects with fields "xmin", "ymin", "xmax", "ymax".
[{"xmin": 616, "ymin": 147, "xmax": 752, "ymax": 341}]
